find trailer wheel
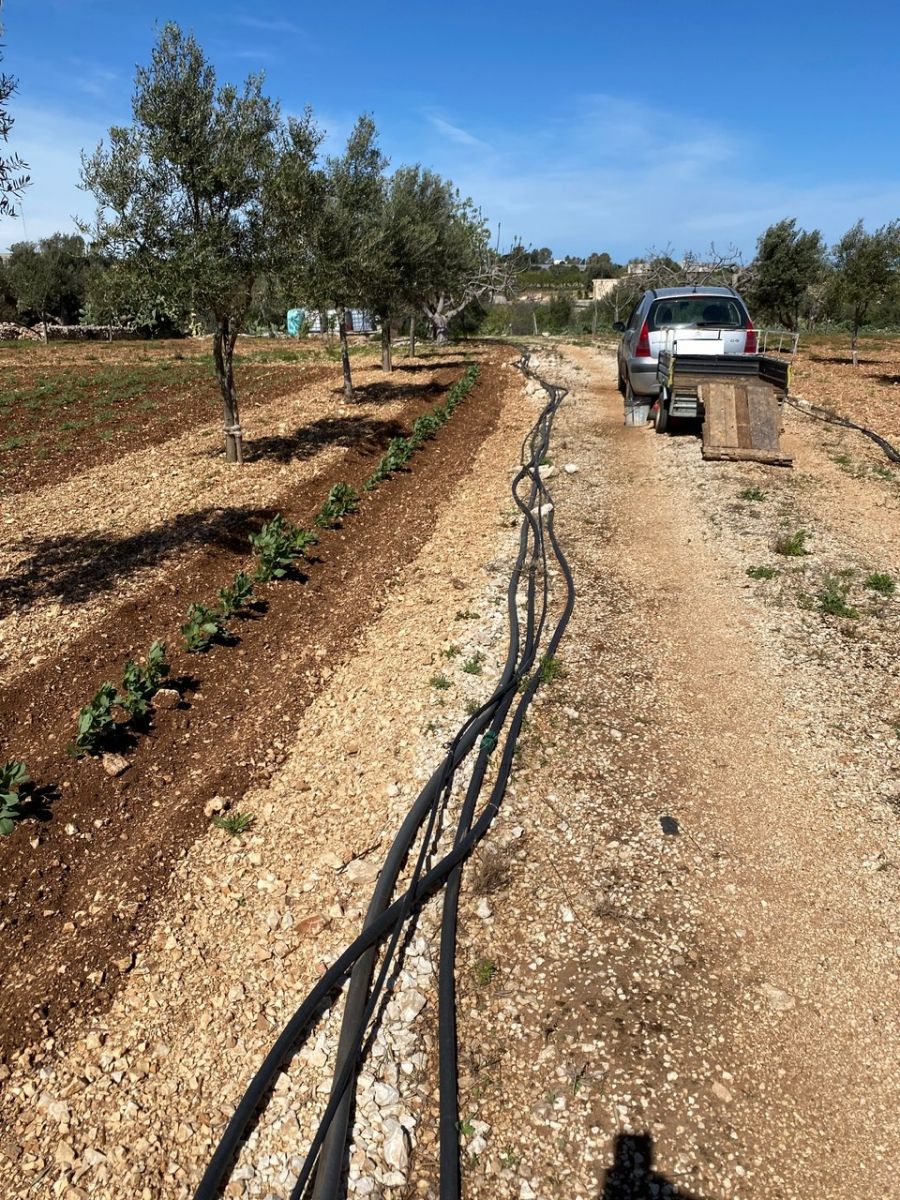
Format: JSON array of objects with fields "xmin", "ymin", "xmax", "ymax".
[{"xmin": 655, "ymin": 395, "xmax": 669, "ymax": 434}]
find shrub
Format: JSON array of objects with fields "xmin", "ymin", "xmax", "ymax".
[
  {"xmin": 182, "ymin": 602, "xmax": 228, "ymax": 652},
  {"xmin": 71, "ymin": 682, "xmax": 119, "ymax": 756},
  {"xmin": 251, "ymin": 514, "xmax": 318, "ymax": 582},
  {"xmin": 217, "ymin": 570, "xmax": 254, "ymax": 617},
  {"xmin": 0, "ymin": 761, "xmax": 29, "ymax": 836},
  {"xmin": 119, "ymin": 640, "xmax": 170, "ymax": 718}
]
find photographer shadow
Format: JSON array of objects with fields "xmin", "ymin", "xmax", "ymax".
[{"xmin": 599, "ymin": 1133, "xmax": 702, "ymax": 1200}]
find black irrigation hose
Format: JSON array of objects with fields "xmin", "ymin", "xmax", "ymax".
[
  {"xmin": 194, "ymin": 351, "xmax": 575, "ymax": 1200},
  {"xmin": 785, "ymin": 394, "xmax": 900, "ymax": 464}
]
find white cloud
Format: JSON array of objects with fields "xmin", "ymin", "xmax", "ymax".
[
  {"xmin": 232, "ymin": 15, "xmax": 308, "ymax": 36},
  {"xmin": 416, "ymin": 94, "xmax": 900, "ymax": 257},
  {"xmin": 427, "ymin": 114, "xmax": 491, "ymax": 151}
]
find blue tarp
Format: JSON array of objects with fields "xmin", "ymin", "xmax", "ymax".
[{"xmin": 286, "ymin": 308, "xmax": 306, "ymax": 336}]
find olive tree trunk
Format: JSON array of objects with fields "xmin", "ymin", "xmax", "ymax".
[
  {"xmin": 381, "ymin": 322, "xmax": 393, "ymax": 372},
  {"xmin": 408, "ymin": 314, "xmax": 416, "ymax": 358},
  {"xmin": 213, "ymin": 316, "xmax": 243, "ymax": 463},
  {"xmin": 338, "ymin": 312, "xmax": 354, "ymax": 400}
]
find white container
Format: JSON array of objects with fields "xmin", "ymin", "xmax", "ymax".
[{"xmin": 624, "ymin": 401, "xmax": 651, "ymax": 427}]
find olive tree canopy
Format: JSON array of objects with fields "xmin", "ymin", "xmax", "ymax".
[{"xmin": 81, "ymin": 23, "xmax": 319, "ymax": 461}]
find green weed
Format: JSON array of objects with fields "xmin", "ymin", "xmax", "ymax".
[
  {"xmin": 463, "ymin": 652, "xmax": 485, "ymax": 675},
  {"xmin": 473, "ymin": 957, "xmax": 497, "ymax": 986},
  {"xmin": 539, "ymin": 655, "xmax": 565, "ymax": 684},
  {"xmin": 773, "ymin": 530, "xmax": 810, "ymax": 557},
  {"xmin": 816, "ymin": 575, "xmax": 859, "ymax": 619},
  {"xmin": 738, "ymin": 486, "xmax": 766, "ymax": 502},
  {"xmin": 213, "ymin": 812, "xmax": 255, "ymax": 837},
  {"xmin": 865, "ymin": 572, "xmax": 896, "ymax": 596},
  {"xmin": 746, "ymin": 565, "xmax": 778, "ymax": 580},
  {"xmin": 430, "ymin": 672, "xmax": 452, "ymax": 691}
]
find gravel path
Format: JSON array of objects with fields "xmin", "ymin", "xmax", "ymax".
[{"xmin": 447, "ymin": 344, "xmax": 900, "ymax": 1199}]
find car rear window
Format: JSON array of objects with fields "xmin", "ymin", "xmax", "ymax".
[{"xmin": 648, "ymin": 297, "xmax": 747, "ymax": 330}]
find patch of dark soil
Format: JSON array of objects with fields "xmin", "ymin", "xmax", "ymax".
[{"xmin": 0, "ymin": 353, "xmax": 508, "ymax": 1061}]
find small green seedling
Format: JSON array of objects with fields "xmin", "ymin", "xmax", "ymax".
[
  {"xmin": 773, "ymin": 529, "xmax": 810, "ymax": 557},
  {"xmin": 0, "ymin": 760, "xmax": 28, "ymax": 835},
  {"xmin": 251, "ymin": 514, "xmax": 318, "ymax": 581},
  {"xmin": 182, "ymin": 603, "xmax": 227, "ymax": 652},
  {"xmin": 71, "ymin": 682, "xmax": 119, "ymax": 756},
  {"xmin": 455, "ymin": 608, "xmax": 480, "ymax": 621},
  {"xmin": 458, "ymin": 1117, "xmax": 476, "ymax": 1137},
  {"xmin": 213, "ymin": 812, "xmax": 255, "ymax": 837},
  {"xmin": 315, "ymin": 482, "xmax": 359, "ymax": 528},
  {"xmin": 217, "ymin": 571, "xmax": 255, "ymax": 617},
  {"xmin": 865, "ymin": 572, "xmax": 896, "ymax": 596},
  {"xmin": 746, "ymin": 565, "xmax": 778, "ymax": 580},
  {"xmin": 738, "ymin": 486, "xmax": 766, "ymax": 502},
  {"xmin": 119, "ymin": 640, "xmax": 170, "ymax": 718},
  {"xmin": 463, "ymin": 652, "xmax": 485, "ymax": 676},
  {"xmin": 430, "ymin": 672, "xmax": 452, "ymax": 691},
  {"xmin": 410, "ymin": 411, "xmax": 442, "ymax": 447}
]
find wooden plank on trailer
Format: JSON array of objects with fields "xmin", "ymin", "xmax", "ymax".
[
  {"xmin": 746, "ymin": 382, "xmax": 782, "ymax": 451},
  {"xmin": 733, "ymin": 383, "xmax": 752, "ymax": 449},
  {"xmin": 701, "ymin": 381, "xmax": 739, "ymax": 450}
]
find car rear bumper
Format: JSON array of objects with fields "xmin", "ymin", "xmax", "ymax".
[{"xmin": 625, "ymin": 359, "xmax": 660, "ymax": 398}]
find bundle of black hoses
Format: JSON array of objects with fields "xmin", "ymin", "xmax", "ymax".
[
  {"xmin": 784, "ymin": 394, "xmax": 900, "ymax": 464},
  {"xmin": 194, "ymin": 351, "xmax": 576, "ymax": 1200}
]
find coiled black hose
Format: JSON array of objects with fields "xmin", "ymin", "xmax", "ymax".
[
  {"xmin": 194, "ymin": 350, "xmax": 575, "ymax": 1200},
  {"xmin": 784, "ymin": 394, "xmax": 900, "ymax": 463}
]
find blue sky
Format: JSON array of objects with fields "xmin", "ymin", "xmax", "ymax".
[{"xmin": 4, "ymin": 0, "xmax": 900, "ymax": 259}]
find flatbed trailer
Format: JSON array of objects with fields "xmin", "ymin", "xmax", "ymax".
[{"xmin": 656, "ymin": 350, "xmax": 793, "ymax": 466}]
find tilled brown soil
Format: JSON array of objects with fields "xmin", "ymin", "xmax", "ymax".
[
  {"xmin": 0, "ymin": 337, "xmax": 355, "ymax": 495},
  {"xmin": 0, "ymin": 350, "xmax": 506, "ymax": 1061}
]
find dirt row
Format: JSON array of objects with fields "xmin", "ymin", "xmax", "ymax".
[{"xmin": 0, "ymin": 348, "xmax": 508, "ymax": 1060}]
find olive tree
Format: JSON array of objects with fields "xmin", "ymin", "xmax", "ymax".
[
  {"xmin": 417, "ymin": 190, "xmax": 514, "ymax": 342},
  {"xmin": 6, "ymin": 233, "xmax": 90, "ymax": 327},
  {"xmin": 81, "ymin": 24, "xmax": 318, "ymax": 461},
  {"xmin": 291, "ymin": 116, "xmax": 387, "ymax": 400},
  {"xmin": 0, "ymin": 4, "xmax": 28, "ymax": 218},
  {"xmin": 749, "ymin": 218, "xmax": 824, "ymax": 330},
  {"xmin": 826, "ymin": 219, "xmax": 900, "ymax": 365}
]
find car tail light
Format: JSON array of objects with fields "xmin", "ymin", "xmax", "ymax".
[
  {"xmin": 745, "ymin": 319, "xmax": 757, "ymax": 354},
  {"xmin": 635, "ymin": 320, "xmax": 651, "ymax": 357}
]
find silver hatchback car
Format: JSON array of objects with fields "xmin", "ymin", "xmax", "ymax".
[{"xmin": 615, "ymin": 285, "xmax": 756, "ymax": 418}]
